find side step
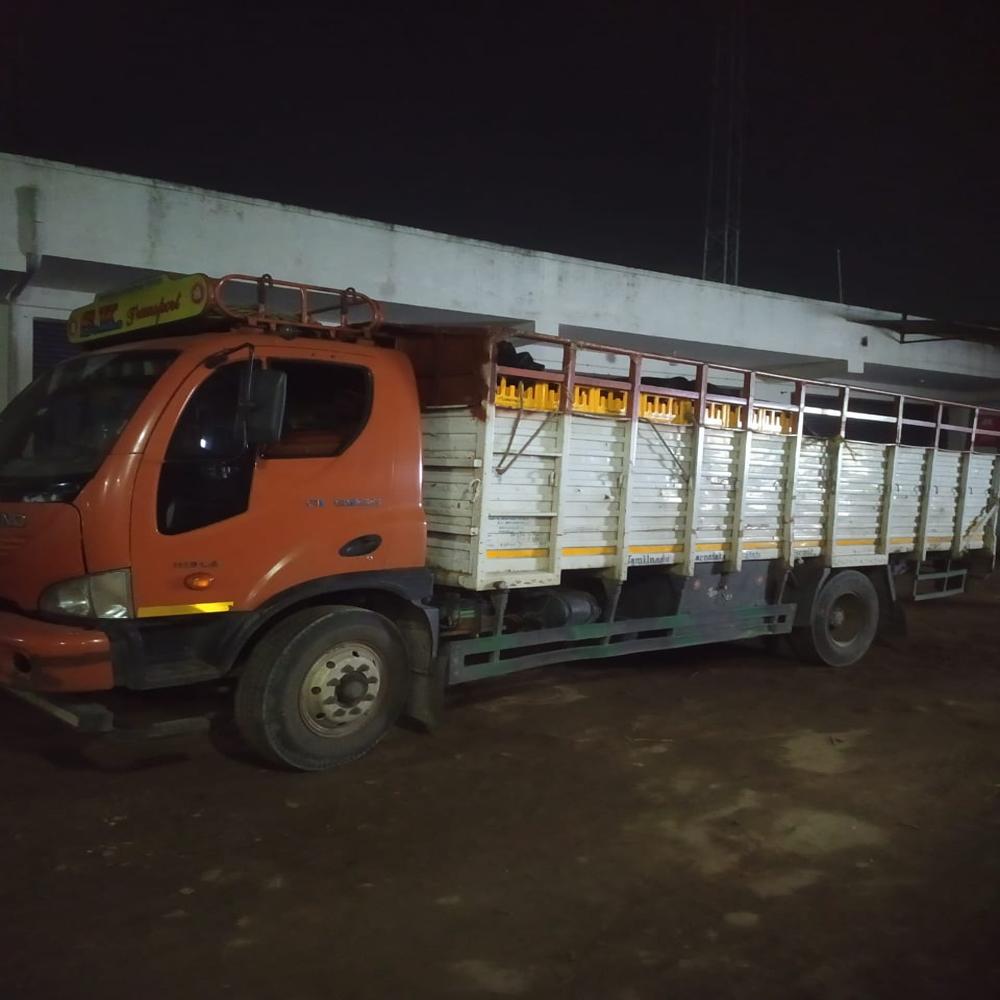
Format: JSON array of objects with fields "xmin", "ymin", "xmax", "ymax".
[
  {"xmin": 4, "ymin": 687, "xmax": 213, "ymax": 740},
  {"xmin": 912, "ymin": 560, "xmax": 968, "ymax": 602}
]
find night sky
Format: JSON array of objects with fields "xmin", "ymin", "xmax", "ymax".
[{"xmin": 3, "ymin": 1, "xmax": 998, "ymax": 320}]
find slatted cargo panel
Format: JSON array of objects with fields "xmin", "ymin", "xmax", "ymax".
[
  {"xmin": 421, "ymin": 409, "xmax": 483, "ymax": 581},
  {"xmin": 422, "ymin": 405, "xmax": 1000, "ymax": 591},
  {"xmin": 961, "ymin": 453, "xmax": 996, "ymax": 546},
  {"xmin": 627, "ymin": 421, "xmax": 692, "ymax": 563},
  {"xmin": 742, "ymin": 432, "xmax": 791, "ymax": 556},
  {"xmin": 833, "ymin": 442, "xmax": 888, "ymax": 557},
  {"xmin": 924, "ymin": 451, "xmax": 961, "ymax": 551},
  {"xmin": 887, "ymin": 447, "xmax": 927, "ymax": 552}
]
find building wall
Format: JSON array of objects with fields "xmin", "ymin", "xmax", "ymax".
[{"xmin": 2, "ymin": 152, "xmax": 999, "ymax": 408}]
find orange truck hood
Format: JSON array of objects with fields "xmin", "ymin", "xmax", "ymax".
[{"xmin": 0, "ymin": 503, "xmax": 86, "ymax": 612}]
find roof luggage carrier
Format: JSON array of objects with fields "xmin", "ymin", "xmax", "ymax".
[{"xmin": 214, "ymin": 273, "xmax": 384, "ymax": 338}]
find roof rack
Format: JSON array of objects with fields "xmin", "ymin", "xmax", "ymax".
[{"xmin": 215, "ymin": 273, "xmax": 383, "ymax": 337}]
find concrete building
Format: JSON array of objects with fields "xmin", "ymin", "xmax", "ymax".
[{"xmin": 2, "ymin": 151, "xmax": 999, "ymax": 409}]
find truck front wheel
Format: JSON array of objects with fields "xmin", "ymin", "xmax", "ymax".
[
  {"xmin": 789, "ymin": 569, "xmax": 879, "ymax": 667},
  {"xmin": 235, "ymin": 606, "xmax": 410, "ymax": 771}
]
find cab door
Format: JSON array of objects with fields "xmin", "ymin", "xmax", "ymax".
[{"xmin": 129, "ymin": 343, "xmax": 422, "ymax": 620}]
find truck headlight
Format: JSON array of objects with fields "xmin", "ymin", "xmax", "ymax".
[{"xmin": 39, "ymin": 569, "xmax": 134, "ymax": 619}]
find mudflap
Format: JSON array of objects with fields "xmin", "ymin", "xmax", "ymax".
[
  {"xmin": 873, "ymin": 564, "xmax": 907, "ymax": 643},
  {"xmin": 405, "ymin": 666, "xmax": 446, "ymax": 731},
  {"xmin": 400, "ymin": 605, "xmax": 445, "ymax": 731},
  {"xmin": 786, "ymin": 563, "xmax": 830, "ymax": 628}
]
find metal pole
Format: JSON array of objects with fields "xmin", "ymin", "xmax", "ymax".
[{"xmin": 701, "ymin": 35, "xmax": 722, "ymax": 281}]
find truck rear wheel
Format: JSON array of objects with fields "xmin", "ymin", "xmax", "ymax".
[
  {"xmin": 235, "ymin": 606, "xmax": 410, "ymax": 771},
  {"xmin": 789, "ymin": 569, "xmax": 879, "ymax": 667}
]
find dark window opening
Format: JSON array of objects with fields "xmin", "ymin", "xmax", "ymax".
[
  {"xmin": 32, "ymin": 319, "xmax": 78, "ymax": 380},
  {"xmin": 157, "ymin": 364, "xmax": 254, "ymax": 535},
  {"xmin": 264, "ymin": 360, "xmax": 372, "ymax": 459}
]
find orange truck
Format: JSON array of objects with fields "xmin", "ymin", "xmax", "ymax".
[{"xmin": 1, "ymin": 273, "xmax": 998, "ymax": 769}]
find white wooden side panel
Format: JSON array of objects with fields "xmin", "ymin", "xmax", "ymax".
[
  {"xmin": 791, "ymin": 438, "xmax": 831, "ymax": 556},
  {"xmin": 960, "ymin": 453, "xmax": 996, "ymax": 547},
  {"xmin": 924, "ymin": 451, "xmax": 961, "ymax": 551},
  {"xmin": 482, "ymin": 410, "xmax": 560, "ymax": 582},
  {"xmin": 739, "ymin": 433, "xmax": 788, "ymax": 557},
  {"xmin": 421, "ymin": 408, "xmax": 483, "ymax": 584},
  {"xmin": 421, "ymin": 406, "xmax": 998, "ymax": 592},
  {"xmin": 834, "ymin": 442, "xmax": 887, "ymax": 555},
  {"xmin": 887, "ymin": 447, "xmax": 926, "ymax": 551},
  {"xmin": 560, "ymin": 415, "xmax": 627, "ymax": 568},
  {"xmin": 695, "ymin": 428, "xmax": 739, "ymax": 560},
  {"xmin": 624, "ymin": 422, "xmax": 693, "ymax": 566}
]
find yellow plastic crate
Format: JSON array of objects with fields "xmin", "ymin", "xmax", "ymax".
[
  {"xmin": 639, "ymin": 392, "xmax": 693, "ymax": 424},
  {"xmin": 495, "ymin": 377, "xmax": 561, "ymax": 411},
  {"xmin": 750, "ymin": 407, "xmax": 795, "ymax": 434},
  {"xmin": 572, "ymin": 385, "xmax": 629, "ymax": 415}
]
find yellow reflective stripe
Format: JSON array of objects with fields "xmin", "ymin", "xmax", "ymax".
[
  {"xmin": 837, "ymin": 536, "xmax": 951, "ymax": 548},
  {"xmin": 137, "ymin": 602, "xmax": 234, "ymax": 618},
  {"xmin": 494, "ymin": 536, "xmax": 931, "ymax": 560}
]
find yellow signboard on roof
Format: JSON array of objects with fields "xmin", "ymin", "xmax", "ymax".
[{"xmin": 67, "ymin": 273, "xmax": 214, "ymax": 345}]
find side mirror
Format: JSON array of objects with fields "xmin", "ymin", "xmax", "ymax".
[{"xmin": 241, "ymin": 368, "xmax": 286, "ymax": 446}]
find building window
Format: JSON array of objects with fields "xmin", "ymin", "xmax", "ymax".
[
  {"xmin": 32, "ymin": 319, "xmax": 77, "ymax": 379},
  {"xmin": 264, "ymin": 360, "xmax": 372, "ymax": 459}
]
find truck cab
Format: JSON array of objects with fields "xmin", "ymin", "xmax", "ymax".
[{"xmin": 0, "ymin": 273, "xmax": 435, "ymax": 768}]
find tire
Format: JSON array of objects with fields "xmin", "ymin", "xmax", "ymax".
[
  {"xmin": 235, "ymin": 606, "xmax": 410, "ymax": 771},
  {"xmin": 789, "ymin": 570, "xmax": 879, "ymax": 667}
]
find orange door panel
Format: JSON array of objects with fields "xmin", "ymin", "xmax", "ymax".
[{"xmin": 129, "ymin": 342, "xmax": 425, "ymax": 618}]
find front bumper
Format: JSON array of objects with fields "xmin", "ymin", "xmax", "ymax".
[{"xmin": 0, "ymin": 611, "xmax": 114, "ymax": 693}]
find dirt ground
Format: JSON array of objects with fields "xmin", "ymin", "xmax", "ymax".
[{"xmin": 3, "ymin": 581, "xmax": 1000, "ymax": 1000}]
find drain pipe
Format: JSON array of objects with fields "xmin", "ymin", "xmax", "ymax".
[
  {"xmin": 3, "ymin": 254, "xmax": 39, "ymax": 303},
  {"xmin": 5, "ymin": 185, "xmax": 41, "ymax": 302},
  {"xmin": 2, "ymin": 186, "xmax": 42, "ymax": 402}
]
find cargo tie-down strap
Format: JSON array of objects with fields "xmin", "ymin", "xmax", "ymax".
[
  {"xmin": 495, "ymin": 385, "xmax": 557, "ymax": 476},
  {"xmin": 642, "ymin": 416, "xmax": 690, "ymax": 482}
]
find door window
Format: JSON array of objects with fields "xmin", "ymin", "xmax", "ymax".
[
  {"xmin": 265, "ymin": 360, "xmax": 372, "ymax": 459},
  {"xmin": 157, "ymin": 364, "xmax": 254, "ymax": 534}
]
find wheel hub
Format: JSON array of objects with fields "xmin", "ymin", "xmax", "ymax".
[
  {"xmin": 826, "ymin": 593, "xmax": 864, "ymax": 646},
  {"xmin": 299, "ymin": 642, "xmax": 383, "ymax": 737},
  {"xmin": 337, "ymin": 674, "xmax": 370, "ymax": 706}
]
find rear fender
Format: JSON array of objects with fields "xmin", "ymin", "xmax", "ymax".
[{"xmin": 788, "ymin": 562, "xmax": 905, "ymax": 641}]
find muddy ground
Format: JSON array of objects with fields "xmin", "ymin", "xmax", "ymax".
[{"xmin": 3, "ymin": 582, "xmax": 1000, "ymax": 1000}]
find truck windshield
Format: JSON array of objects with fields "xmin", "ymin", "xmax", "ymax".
[{"xmin": 0, "ymin": 350, "xmax": 177, "ymax": 502}]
